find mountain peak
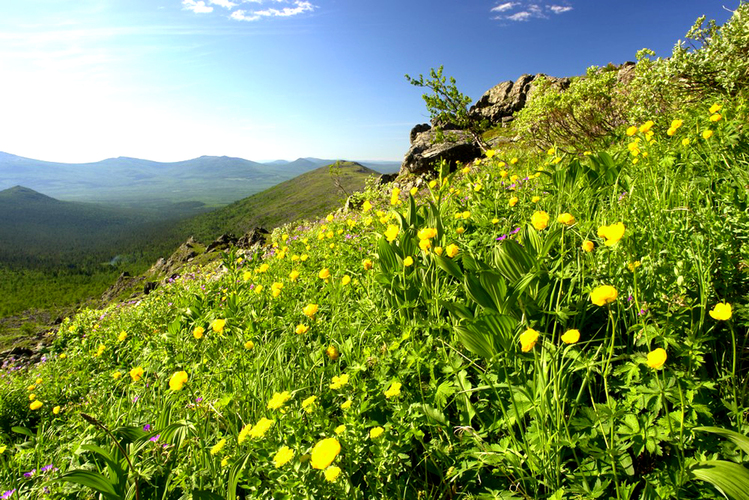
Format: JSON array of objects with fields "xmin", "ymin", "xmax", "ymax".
[{"xmin": 0, "ymin": 185, "xmax": 58, "ymax": 203}]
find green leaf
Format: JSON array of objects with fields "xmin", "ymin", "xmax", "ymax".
[
  {"xmin": 377, "ymin": 236, "xmax": 398, "ymax": 274},
  {"xmin": 690, "ymin": 460, "xmax": 749, "ymax": 500},
  {"xmin": 11, "ymin": 427, "xmax": 34, "ymax": 438},
  {"xmin": 433, "ymin": 254, "xmax": 463, "ymax": 279},
  {"xmin": 57, "ymin": 470, "xmax": 120, "ymax": 499},
  {"xmin": 494, "ymin": 240, "xmax": 535, "ymax": 282},
  {"xmin": 440, "ymin": 300, "xmax": 474, "ymax": 321},
  {"xmin": 464, "ymin": 272, "xmax": 496, "ymax": 312},
  {"xmin": 420, "ymin": 404, "xmax": 447, "ymax": 425},
  {"xmin": 479, "ymin": 271, "xmax": 508, "ymax": 313},
  {"xmin": 695, "ymin": 427, "xmax": 749, "ymax": 455},
  {"xmin": 454, "ymin": 322, "xmax": 496, "ymax": 360}
]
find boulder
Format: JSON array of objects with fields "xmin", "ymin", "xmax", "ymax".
[
  {"xmin": 468, "ymin": 73, "xmax": 571, "ymax": 124},
  {"xmin": 409, "ymin": 123, "xmax": 431, "ymax": 143},
  {"xmin": 237, "ymin": 228, "xmax": 269, "ymax": 249},
  {"xmin": 400, "ymin": 129, "xmax": 481, "ymax": 176},
  {"xmin": 205, "ymin": 233, "xmax": 237, "ymax": 253}
]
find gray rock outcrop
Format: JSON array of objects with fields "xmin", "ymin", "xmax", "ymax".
[{"xmin": 400, "ymin": 128, "xmax": 482, "ymax": 176}]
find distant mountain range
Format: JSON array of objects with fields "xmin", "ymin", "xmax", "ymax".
[{"xmin": 0, "ymin": 151, "xmax": 400, "ymax": 209}]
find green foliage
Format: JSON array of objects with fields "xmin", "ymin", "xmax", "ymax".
[
  {"xmin": 1, "ymin": 8, "xmax": 748, "ymax": 500},
  {"xmin": 405, "ymin": 65, "xmax": 488, "ymax": 149}
]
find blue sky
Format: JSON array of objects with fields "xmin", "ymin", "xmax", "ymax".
[{"xmin": 0, "ymin": 1, "xmax": 736, "ymax": 163}]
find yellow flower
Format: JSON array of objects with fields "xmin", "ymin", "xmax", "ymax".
[
  {"xmin": 390, "ymin": 187, "xmax": 401, "ymax": 206},
  {"xmin": 169, "ymin": 371, "xmax": 189, "ymax": 391},
  {"xmin": 94, "ymin": 345, "xmax": 105, "ymax": 357},
  {"xmin": 0, "ymin": 445, "xmax": 6, "ymax": 454},
  {"xmin": 323, "ymin": 344, "xmax": 339, "ymax": 360},
  {"xmin": 210, "ymin": 438, "xmax": 226, "ymax": 455},
  {"xmin": 639, "ymin": 120, "xmax": 654, "ymax": 133},
  {"xmin": 403, "ymin": 256, "xmax": 414, "ymax": 267},
  {"xmin": 445, "ymin": 244, "xmax": 459, "ymax": 258},
  {"xmin": 384, "ymin": 224, "xmax": 399, "ymax": 242},
  {"xmin": 667, "ymin": 127, "xmax": 677, "ymax": 136},
  {"xmin": 257, "ymin": 263, "xmax": 269, "ymax": 273},
  {"xmin": 473, "ymin": 184, "xmax": 482, "ymax": 192},
  {"xmin": 324, "ymin": 465, "xmax": 342, "ymax": 483},
  {"xmin": 509, "ymin": 197, "xmax": 518, "ymax": 207},
  {"xmin": 59, "ymin": 353, "xmax": 67, "ymax": 359},
  {"xmin": 682, "ymin": 138, "xmax": 690, "ymax": 146},
  {"xmin": 590, "ymin": 285, "xmax": 618, "ymax": 306},
  {"xmin": 557, "ymin": 213, "xmax": 576, "ymax": 226},
  {"xmin": 244, "ymin": 340, "xmax": 254, "ymax": 350},
  {"xmin": 531, "ymin": 211, "xmax": 549, "ymax": 231},
  {"xmin": 419, "ymin": 239, "xmax": 431, "ymax": 251},
  {"xmin": 254, "ymin": 284, "xmax": 263, "ymax": 294},
  {"xmin": 303, "ymin": 304, "xmax": 319, "ymax": 318},
  {"xmin": 628, "ymin": 261, "xmax": 641, "ymax": 272},
  {"xmin": 326, "ymin": 214, "xmax": 334, "ymax": 222},
  {"xmin": 384, "ymin": 381, "xmax": 402, "ymax": 398},
  {"xmin": 334, "ymin": 424, "xmax": 346, "ymax": 435},
  {"xmin": 341, "ymin": 275, "xmax": 351, "ymax": 285},
  {"xmin": 130, "ymin": 366, "xmax": 144, "ymax": 382},
  {"xmin": 456, "ymin": 227, "xmax": 465, "ymax": 235},
  {"xmin": 597, "ymin": 222, "xmax": 625, "ymax": 246},
  {"xmin": 709, "ymin": 302, "xmax": 732, "ymax": 321},
  {"xmin": 417, "ymin": 228, "xmax": 438, "ymax": 240},
  {"xmin": 428, "ymin": 179, "xmax": 437, "ymax": 188},
  {"xmin": 499, "ymin": 169, "xmax": 508, "ymax": 178},
  {"xmin": 267, "ymin": 391, "xmax": 291, "ymax": 410},
  {"xmin": 547, "ymin": 147, "xmax": 556, "ymax": 155},
  {"xmin": 709, "ymin": 103, "xmax": 722, "ymax": 114},
  {"xmin": 510, "ymin": 157, "xmax": 518, "ymax": 165},
  {"xmin": 112, "ymin": 371, "xmax": 122, "ymax": 380},
  {"xmin": 193, "ymin": 326, "xmax": 204, "ymax": 339},
  {"xmin": 671, "ymin": 119, "xmax": 683, "ymax": 130},
  {"xmin": 702, "ymin": 129, "xmax": 713, "ymax": 140},
  {"xmin": 519, "ymin": 328, "xmax": 540, "ymax": 352},
  {"xmin": 118, "ymin": 331, "xmax": 127, "ymax": 341},
  {"xmin": 238, "ymin": 423, "xmax": 252, "ymax": 443},
  {"xmin": 302, "ymin": 396, "xmax": 317, "ymax": 413},
  {"xmin": 30, "ymin": 401, "xmax": 43, "ymax": 410},
  {"xmin": 27, "ymin": 385, "xmax": 35, "ymax": 391},
  {"xmin": 273, "ymin": 446, "xmax": 295, "ymax": 468},
  {"xmin": 29, "ymin": 394, "xmax": 36, "ymax": 401},
  {"xmin": 485, "ymin": 149, "xmax": 496, "ymax": 158},
  {"xmin": 710, "ymin": 113, "xmax": 722, "ymax": 122},
  {"xmin": 289, "ymin": 270, "xmax": 300, "ymax": 281},
  {"xmin": 362, "ymin": 200, "xmax": 372, "ymax": 212},
  {"xmin": 53, "ymin": 406, "xmax": 61, "ymax": 415},
  {"xmin": 318, "ymin": 268, "xmax": 331, "ymax": 280},
  {"xmin": 212, "ymin": 319, "xmax": 226, "ymax": 334},
  {"xmin": 369, "ymin": 427, "xmax": 384, "ymax": 439},
  {"xmin": 341, "ymin": 400, "xmax": 353, "ymax": 410},
  {"xmin": 561, "ymin": 329, "xmax": 580, "ymax": 344},
  {"xmin": 646, "ymin": 348, "xmax": 667, "ymax": 369},
  {"xmin": 531, "ymin": 195, "xmax": 541, "ymax": 203},
  {"xmin": 461, "ymin": 210, "xmax": 471, "ymax": 220},
  {"xmin": 300, "ymin": 254, "xmax": 309, "ymax": 261},
  {"xmin": 248, "ymin": 418, "xmax": 274, "ymax": 439},
  {"xmin": 626, "ymin": 125, "xmax": 638, "ymax": 136},
  {"xmin": 296, "ymin": 324, "xmax": 310, "ymax": 335},
  {"xmin": 363, "ymin": 259, "xmax": 373, "ymax": 270},
  {"xmin": 492, "ymin": 218, "xmax": 499, "ymax": 224},
  {"xmin": 330, "ymin": 373, "xmax": 349, "ymax": 389},
  {"xmin": 434, "ymin": 246, "xmax": 444, "ymax": 256},
  {"xmin": 242, "ymin": 270, "xmax": 252, "ymax": 281},
  {"xmin": 271, "ymin": 282, "xmax": 283, "ymax": 298},
  {"xmin": 410, "ymin": 186, "xmax": 419, "ymax": 196},
  {"xmin": 310, "ymin": 437, "xmax": 341, "ymax": 469}
]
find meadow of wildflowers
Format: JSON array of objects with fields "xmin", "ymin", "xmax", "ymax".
[{"xmin": 1, "ymin": 8, "xmax": 748, "ymax": 500}]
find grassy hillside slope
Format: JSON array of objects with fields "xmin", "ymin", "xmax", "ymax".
[
  {"xmin": 175, "ymin": 161, "xmax": 380, "ymax": 242},
  {"xmin": 0, "ymin": 8, "xmax": 747, "ymax": 500}
]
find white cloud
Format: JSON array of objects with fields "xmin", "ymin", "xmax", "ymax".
[
  {"xmin": 491, "ymin": 1, "xmax": 572, "ymax": 22},
  {"xmin": 491, "ymin": 2, "xmax": 518, "ymax": 12},
  {"xmin": 230, "ymin": 9, "xmax": 259, "ymax": 21},
  {"xmin": 183, "ymin": 0, "xmax": 214, "ymax": 13},
  {"xmin": 209, "ymin": 0, "xmax": 237, "ymax": 8},
  {"xmin": 229, "ymin": 1, "xmax": 314, "ymax": 21},
  {"xmin": 507, "ymin": 11, "xmax": 532, "ymax": 21}
]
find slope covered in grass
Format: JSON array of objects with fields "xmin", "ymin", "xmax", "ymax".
[
  {"xmin": 0, "ymin": 8, "xmax": 748, "ymax": 500},
  {"xmin": 174, "ymin": 161, "xmax": 381, "ymax": 243}
]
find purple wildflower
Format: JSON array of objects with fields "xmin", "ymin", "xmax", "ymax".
[
  {"xmin": 23, "ymin": 469, "xmax": 36, "ymax": 478},
  {"xmin": 150, "ymin": 435, "xmax": 160, "ymax": 442},
  {"xmin": 143, "ymin": 424, "xmax": 151, "ymax": 431},
  {"xmin": 2, "ymin": 489, "xmax": 16, "ymax": 499},
  {"xmin": 41, "ymin": 464, "xmax": 57, "ymax": 473}
]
